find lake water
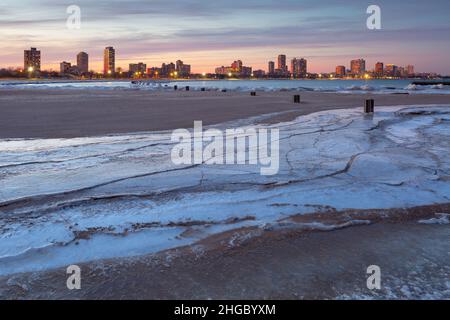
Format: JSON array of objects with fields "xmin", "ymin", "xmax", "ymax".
[{"xmin": 0, "ymin": 79, "xmax": 449, "ymax": 94}]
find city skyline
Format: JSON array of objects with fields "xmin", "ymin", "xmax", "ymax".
[
  {"xmin": 0, "ymin": 0, "xmax": 449, "ymax": 74},
  {"xmin": 19, "ymin": 46, "xmax": 427, "ymax": 78}
]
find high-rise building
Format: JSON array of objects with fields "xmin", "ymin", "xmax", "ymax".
[
  {"xmin": 60, "ymin": 61, "xmax": 72, "ymax": 74},
  {"xmin": 253, "ymin": 70, "xmax": 266, "ymax": 78},
  {"xmin": 278, "ymin": 55, "xmax": 287, "ymax": 73},
  {"xmin": 77, "ymin": 52, "xmax": 89, "ymax": 74},
  {"xmin": 268, "ymin": 61, "xmax": 275, "ymax": 75},
  {"xmin": 161, "ymin": 62, "xmax": 176, "ymax": 77},
  {"xmin": 385, "ymin": 64, "xmax": 398, "ymax": 77},
  {"xmin": 290, "ymin": 58, "xmax": 297, "ymax": 76},
  {"xmin": 375, "ymin": 62, "xmax": 384, "ymax": 76},
  {"xmin": 407, "ymin": 65, "xmax": 415, "ymax": 76},
  {"xmin": 129, "ymin": 63, "xmax": 147, "ymax": 76},
  {"xmin": 335, "ymin": 66, "xmax": 346, "ymax": 77},
  {"xmin": 291, "ymin": 58, "xmax": 307, "ymax": 78},
  {"xmin": 398, "ymin": 67, "xmax": 408, "ymax": 78},
  {"xmin": 24, "ymin": 47, "xmax": 41, "ymax": 72},
  {"xmin": 350, "ymin": 59, "xmax": 366, "ymax": 76},
  {"xmin": 231, "ymin": 60, "xmax": 243, "ymax": 72},
  {"xmin": 103, "ymin": 47, "xmax": 115, "ymax": 75},
  {"xmin": 176, "ymin": 60, "xmax": 191, "ymax": 77},
  {"xmin": 215, "ymin": 60, "xmax": 251, "ymax": 77}
]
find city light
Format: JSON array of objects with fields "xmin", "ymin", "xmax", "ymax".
[{"xmin": 17, "ymin": 47, "xmax": 425, "ymax": 80}]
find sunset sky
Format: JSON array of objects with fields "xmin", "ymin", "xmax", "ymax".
[{"xmin": 0, "ymin": 0, "xmax": 449, "ymax": 74}]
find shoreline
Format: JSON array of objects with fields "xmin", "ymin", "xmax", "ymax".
[{"xmin": 0, "ymin": 90, "xmax": 449, "ymax": 139}]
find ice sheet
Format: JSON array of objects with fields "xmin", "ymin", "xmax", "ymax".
[{"xmin": 1, "ymin": 105, "xmax": 449, "ymax": 275}]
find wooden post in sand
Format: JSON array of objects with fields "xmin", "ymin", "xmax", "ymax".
[
  {"xmin": 293, "ymin": 95, "xmax": 301, "ymax": 103},
  {"xmin": 201, "ymin": 88, "xmax": 206, "ymax": 92},
  {"xmin": 251, "ymin": 91, "xmax": 256, "ymax": 96},
  {"xmin": 222, "ymin": 89, "xmax": 227, "ymax": 92},
  {"xmin": 174, "ymin": 85, "xmax": 178, "ymax": 91},
  {"xmin": 364, "ymin": 99, "xmax": 375, "ymax": 113},
  {"xmin": 185, "ymin": 86, "xmax": 190, "ymax": 91}
]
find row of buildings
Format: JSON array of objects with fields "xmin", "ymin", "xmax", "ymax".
[
  {"xmin": 335, "ymin": 59, "xmax": 415, "ymax": 78},
  {"xmin": 23, "ymin": 47, "xmax": 417, "ymax": 79},
  {"xmin": 266, "ymin": 55, "xmax": 307, "ymax": 78},
  {"xmin": 214, "ymin": 55, "xmax": 308, "ymax": 79},
  {"xmin": 24, "ymin": 47, "xmax": 191, "ymax": 78}
]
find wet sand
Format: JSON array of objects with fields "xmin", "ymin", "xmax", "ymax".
[
  {"xmin": 0, "ymin": 89, "xmax": 449, "ymax": 138},
  {"xmin": 1, "ymin": 204, "xmax": 449, "ymax": 300}
]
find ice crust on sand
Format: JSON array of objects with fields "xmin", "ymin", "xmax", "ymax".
[{"xmin": 0, "ymin": 105, "xmax": 449, "ymax": 275}]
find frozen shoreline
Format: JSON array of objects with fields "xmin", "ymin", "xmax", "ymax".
[
  {"xmin": 1, "ymin": 79, "xmax": 450, "ymax": 94},
  {"xmin": 0, "ymin": 104, "xmax": 449, "ymax": 276}
]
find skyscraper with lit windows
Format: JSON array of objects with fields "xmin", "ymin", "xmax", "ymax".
[
  {"xmin": 278, "ymin": 54, "xmax": 287, "ymax": 73},
  {"xmin": 24, "ymin": 47, "xmax": 41, "ymax": 72},
  {"xmin": 350, "ymin": 59, "xmax": 366, "ymax": 76},
  {"xmin": 77, "ymin": 52, "xmax": 89, "ymax": 74},
  {"xmin": 104, "ymin": 47, "xmax": 115, "ymax": 75}
]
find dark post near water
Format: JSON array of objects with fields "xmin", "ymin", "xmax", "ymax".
[
  {"xmin": 185, "ymin": 86, "xmax": 190, "ymax": 91},
  {"xmin": 251, "ymin": 91, "xmax": 256, "ymax": 96},
  {"xmin": 201, "ymin": 88, "xmax": 205, "ymax": 91},
  {"xmin": 294, "ymin": 95, "xmax": 301, "ymax": 103},
  {"xmin": 174, "ymin": 85, "xmax": 178, "ymax": 91},
  {"xmin": 365, "ymin": 99, "xmax": 375, "ymax": 113}
]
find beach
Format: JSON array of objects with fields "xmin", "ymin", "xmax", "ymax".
[
  {"xmin": 0, "ymin": 89, "xmax": 449, "ymax": 138},
  {"xmin": 0, "ymin": 88, "xmax": 449, "ymax": 300}
]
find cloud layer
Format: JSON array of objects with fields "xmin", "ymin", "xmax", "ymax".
[{"xmin": 0, "ymin": 0, "xmax": 449, "ymax": 73}]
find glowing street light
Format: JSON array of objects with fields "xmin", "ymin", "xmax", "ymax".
[
  {"xmin": 27, "ymin": 66, "xmax": 34, "ymax": 73},
  {"xmin": 228, "ymin": 72, "xmax": 232, "ymax": 77}
]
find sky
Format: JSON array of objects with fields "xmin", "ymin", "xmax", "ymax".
[{"xmin": 0, "ymin": 0, "xmax": 449, "ymax": 74}]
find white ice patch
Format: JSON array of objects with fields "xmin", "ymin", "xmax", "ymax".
[
  {"xmin": 418, "ymin": 213, "xmax": 450, "ymax": 225},
  {"xmin": 1, "ymin": 105, "xmax": 450, "ymax": 276}
]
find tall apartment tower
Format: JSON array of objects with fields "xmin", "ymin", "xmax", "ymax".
[
  {"xmin": 278, "ymin": 54, "xmax": 287, "ymax": 72},
  {"xmin": 350, "ymin": 59, "xmax": 366, "ymax": 76},
  {"xmin": 268, "ymin": 61, "xmax": 275, "ymax": 75},
  {"xmin": 291, "ymin": 58, "xmax": 307, "ymax": 78},
  {"xmin": 104, "ymin": 47, "xmax": 115, "ymax": 74},
  {"xmin": 24, "ymin": 47, "xmax": 41, "ymax": 72},
  {"xmin": 375, "ymin": 62, "xmax": 384, "ymax": 76},
  {"xmin": 77, "ymin": 52, "xmax": 89, "ymax": 74},
  {"xmin": 336, "ymin": 65, "xmax": 346, "ymax": 77}
]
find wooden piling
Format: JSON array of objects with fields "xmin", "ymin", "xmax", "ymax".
[{"xmin": 364, "ymin": 99, "xmax": 375, "ymax": 113}]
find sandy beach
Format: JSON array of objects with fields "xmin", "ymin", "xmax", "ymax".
[
  {"xmin": 0, "ymin": 89, "xmax": 449, "ymax": 138},
  {"xmin": 0, "ymin": 89, "xmax": 449, "ymax": 300}
]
